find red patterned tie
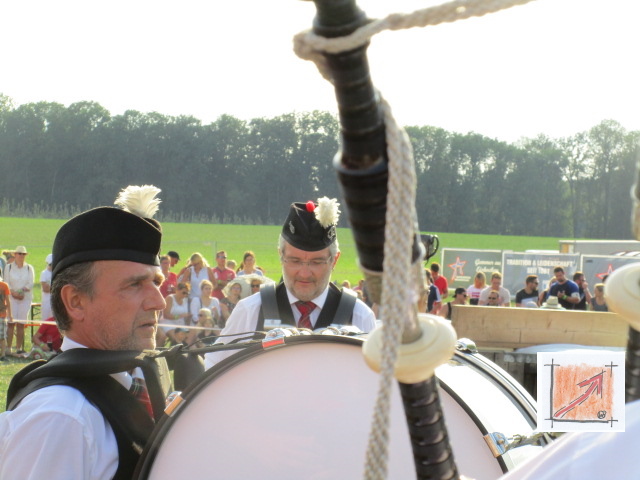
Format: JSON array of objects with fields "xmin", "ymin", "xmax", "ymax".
[
  {"xmin": 295, "ymin": 301, "xmax": 316, "ymax": 329},
  {"xmin": 130, "ymin": 376, "xmax": 154, "ymax": 419}
]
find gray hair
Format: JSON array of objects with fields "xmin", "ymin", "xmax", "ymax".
[
  {"xmin": 50, "ymin": 262, "xmax": 97, "ymax": 331},
  {"xmin": 277, "ymin": 234, "xmax": 339, "ymax": 259}
]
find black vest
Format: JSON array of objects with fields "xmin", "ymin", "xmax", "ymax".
[
  {"xmin": 256, "ymin": 282, "xmax": 356, "ymax": 330},
  {"xmin": 6, "ymin": 349, "xmax": 171, "ymax": 480}
]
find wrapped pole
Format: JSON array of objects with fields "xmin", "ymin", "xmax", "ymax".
[{"xmin": 310, "ymin": 1, "xmax": 459, "ymax": 478}]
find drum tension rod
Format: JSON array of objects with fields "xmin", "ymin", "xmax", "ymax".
[{"xmin": 484, "ymin": 431, "xmax": 558, "ymax": 457}]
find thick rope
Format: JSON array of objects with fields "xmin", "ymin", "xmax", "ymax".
[
  {"xmin": 294, "ymin": 1, "xmax": 537, "ymax": 478},
  {"xmin": 294, "ymin": 0, "xmax": 538, "ymax": 85},
  {"xmin": 361, "ymin": 94, "xmax": 423, "ymax": 480}
]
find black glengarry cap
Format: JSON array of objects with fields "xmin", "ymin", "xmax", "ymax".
[
  {"xmin": 281, "ymin": 197, "xmax": 340, "ymax": 252},
  {"xmin": 52, "ymin": 185, "xmax": 162, "ymax": 280}
]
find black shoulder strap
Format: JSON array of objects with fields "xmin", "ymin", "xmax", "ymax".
[
  {"xmin": 335, "ymin": 287, "xmax": 357, "ymax": 324},
  {"xmin": 257, "ymin": 282, "xmax": 295, "ymax": 331},
  {"xmin": 259, "ymin": 283, "xmax": 279, "ymax": 324},
  {"xmin": 314, "ymin": 283, "xmax": 355, "ymax": 328},
  {"xmin": 9, "ymin": 349, "xmax": 167, "ymax": 421},
  {"xmin": 6, "ymin": 359, "xmax": 47, "ymax": 409}
]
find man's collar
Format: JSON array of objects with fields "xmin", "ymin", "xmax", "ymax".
[
  {"xmin": 61, "ymin": 337, "xmax": 134, "ymax": 389},
  {"xmin": 61, "ymin": 336, "xmax": 86, "ymax": 351},
  {"xmin": 285, "ymin": 285, "xmax": 330, "ymax": 308}
]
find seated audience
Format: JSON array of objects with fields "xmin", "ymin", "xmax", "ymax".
[
  {"xmin": 190, "ymin": 279, "xmax": 221, "ymax": 327},
  {"xmin": 29, "ymin": 317, "xmax": 63, "ymax": 359},
  {"xmin": 590, "ymin": 283, "xmax": 608, "ymax": 312},
  {"xmin": 158, "ymin": 282, "xmax": 192, "ymax": 346},
  {"xmin": 236, "ymin": 251, "xmax": 263, "ymax": 277},
  {"xmin": 439, "ymin": 287, "xmax": 468, "ymax": 320},
  {"xmin": 478, "ymin": 271, "xmax": 511, "ymax": 306},
  {"xmin": 467, "ymin": 272, "xmax": 486, "ymax": 305},
  {"xmin": 515, "ymin": 275, "xmax": 540, "ymax": 307},
  {"xmin": 186, "ymin": 308, "xmax": 217, "ymax": 349}
]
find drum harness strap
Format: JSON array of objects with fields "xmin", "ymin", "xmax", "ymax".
[
  {"xmin": 6, "ymin": 349, "xmax": 168, "ymax": 480},
  {"xmin": 256, "ymin": 282, "xmax": 356, "ymax": 332}
]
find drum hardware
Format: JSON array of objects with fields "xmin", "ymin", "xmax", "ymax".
[
  {"xmin": 455, "ymin": 338, "xmax": 478, "ymax": 354},
  {"xmin": 163, "ymin": 391, "xmax": 184, "ymax": 417},
  {"xmin": 484, "ymin": 431, "xmax": 555, "ymax": 458}
]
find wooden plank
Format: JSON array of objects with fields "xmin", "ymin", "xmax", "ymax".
[{"xmin": 452, "ymin": 305, "xmax": 626, "ymax": 350}]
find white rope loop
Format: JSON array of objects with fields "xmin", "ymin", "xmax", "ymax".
[
  {"xmin": 362, "ymin": 94, "xmax": 420, "ymax": 480},
  {"xmin": 293, "ymin": 0, "xmax": 538, "ymax": 83}
]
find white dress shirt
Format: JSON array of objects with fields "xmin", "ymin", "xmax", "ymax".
[{"xmin": 204, "ymin": 286, "xmax": 376, "ymax": 370}]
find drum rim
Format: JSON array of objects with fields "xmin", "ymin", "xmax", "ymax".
[
  {"xmin": 441, "ymin": 350, "xmax": 545, "ymax": 474},
  {"xmin": 451, "ymin": 350, "xmax": 538, "ymax": 426}
]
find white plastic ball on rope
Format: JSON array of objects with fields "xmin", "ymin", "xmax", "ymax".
[
  {"xmin": 604, "ymin": 262, "xmax": 640, "ymax": 330},
  {"xmin": 362, "ymin": 313, "xmax": 457, "ymax": 384}
]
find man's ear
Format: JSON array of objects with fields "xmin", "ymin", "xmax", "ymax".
[{"xmin": 60, "ymin": 284, "xmax": 86, "ymax": 322}]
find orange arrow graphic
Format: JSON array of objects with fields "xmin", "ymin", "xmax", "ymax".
[{"xmin": 554, "ymin": 371, "xmax": 604, "ymax": 419}]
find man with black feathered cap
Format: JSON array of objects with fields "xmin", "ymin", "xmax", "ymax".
[
  {"xmin": 0, "ymin": 185, "xmax": 169, "ymax": 480},
  {"xmin": 204, "ymin": 197, "xmax": 376, "ymax": 369}
]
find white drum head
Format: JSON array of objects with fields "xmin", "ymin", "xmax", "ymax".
[{"xmin": 136, "ymin": 336, "xmax": 542, "ymax": 479}]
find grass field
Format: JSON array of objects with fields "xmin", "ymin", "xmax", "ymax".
[
  {"xmin": 0, "ymin": 216, "xmax": 563, "ymax": 302},
  {"xmin": 0, "ymin": 216, "xmax": 565, "ymax": 411}
]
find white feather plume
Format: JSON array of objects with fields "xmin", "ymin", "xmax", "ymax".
[
  {"xmin": 315, "ymin": 196, "xmax": 340, "ymax": 227},
  {"xmin": 114, "ymin": 185, "xmax": 162, "ymax": 218}
]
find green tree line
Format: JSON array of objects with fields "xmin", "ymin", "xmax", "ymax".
[{"xmin": 1, "ymin": 93, "xmax": 638, "ymax": 238}]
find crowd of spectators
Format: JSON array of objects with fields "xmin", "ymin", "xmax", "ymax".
[
  {"xmin": 0, "ymin": 244, "xmax": 611, "ymax": 357},
  {"xmin": 421, "ymin": 263, "xmax": 609, "ymax": 318}
]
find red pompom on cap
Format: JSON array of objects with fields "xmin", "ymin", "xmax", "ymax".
[{"xmin": 305, "ymin": 201, "xmax": 315, "ymax": 212}]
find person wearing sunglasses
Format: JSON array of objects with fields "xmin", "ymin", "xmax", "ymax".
[
  {"xmin": 205, "ymin": 197, "xmax": 376, "ymax": 370},
  {"xmin": 515, "ymin": 275, "xmax": 540, "ymax": 308},
  {"xmin": 485, "ymin": 291, "xmax": 502, "ymax": 307},
  {"xmin": 438, "ymin": 287, "xmax": 468, "ymax": 320},
  {"xmin": 478, "ymin": 271, "xmax": 511, "ymax": 307}
]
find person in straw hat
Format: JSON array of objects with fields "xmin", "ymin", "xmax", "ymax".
[
  {"xmin": 540, "ymin": 295, "xmax": 566, "ymax": 310},
  {"xmin": 205, "ymin": 197, "xmax": 376, "ymax": 370},
  {"xmin": 0, "ymin": 185, "xmax": 171, "ymax": 479},
  {"xmin": 4, "ymin": 245, "xmax": 34, "ymax": 355}
]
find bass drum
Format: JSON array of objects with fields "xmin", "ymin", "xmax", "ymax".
[{"xmin": 135, "ymin": 335, "xmax": 544, "ymax": 479}]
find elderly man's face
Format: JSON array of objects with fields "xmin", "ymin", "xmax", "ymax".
[
  {"xmin": 67, "ymin": 260, "xmax": 166, "ymax": 351},
  {"xmin": 280, "ymin": 243, "xmax": 339, "ymax": 302}
]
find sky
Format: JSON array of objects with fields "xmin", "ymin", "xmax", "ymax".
[{"xmin": 3, "ymin": 0, "xmax": 639, "ymax": 143}]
